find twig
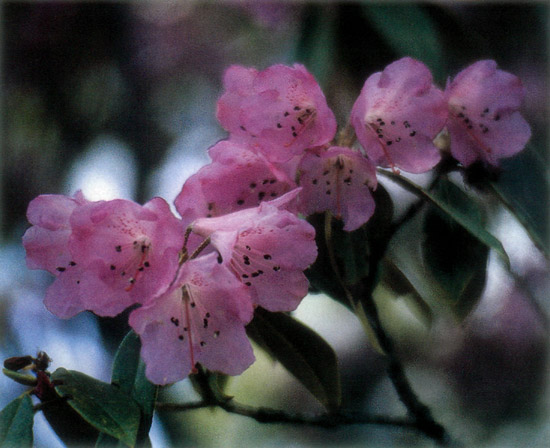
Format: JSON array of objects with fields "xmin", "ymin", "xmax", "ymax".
[{"xmin": 156, "ymin": 399, "xmax": 418, "ymax": 430}]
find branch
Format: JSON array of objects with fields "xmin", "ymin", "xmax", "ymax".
[{"xmin": 156, "ymin": 399, "xmax": 417, "ymax": 430}]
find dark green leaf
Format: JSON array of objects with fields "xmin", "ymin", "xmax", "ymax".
[
  {"xmin": 0, "ymin": 395, "xmax": 34, "ymax": 448},
  {"xmin": 381, "ymin": 171, "xmax": 510, "ymax": 266},
  {"xmin": 246, "ymin": 308, "xmax": 341, "ymax": 411},
  {"xmin": 292, "ymin": 4, "xmax": 337, "ymax": 88},
  {"xmin": 96, "ymin": 331, "xmax": 158, "ymax": 447},
  {"xmin": 306, "ymin": 184, "xmax": 394, "ymax": 309},
  {"xmin": 2, "ymin": 368, "xmax": 38, "ymax": 387},
  {"xmin": 489, "ymin": 145, "xmax": 549, "ymax": 257},
  {"xmin": 422, "ymin": 188, "xmax": 489, "ymax": 318},
  {"xmin": 362, "ymin": 4, "xmax": 446, "ymax": 83},
  {"xmin": 111, "ymin": 331, "xmax": 157, "ymax": 422},
  {"xmin": 51, "ymin": 368, "xmax": 141, "ymax": 447}
]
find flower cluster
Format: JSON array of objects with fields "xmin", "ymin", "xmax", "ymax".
[{"xmin": 23, "ymin": 57, "xmax": 530, "ymax": 385}]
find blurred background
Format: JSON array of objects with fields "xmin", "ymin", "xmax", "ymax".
[{"xmin": 0, "ymin": 2, "xmax": 548, "ymax": 447}]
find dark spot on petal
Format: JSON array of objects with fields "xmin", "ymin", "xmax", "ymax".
[
  {"xmin": 203, "ymin": 318, "xmax": 208, "ymax": 328},
  {"xmin": 258, "ymin": 192, "xmax": 266, "ymax": 200},
  {"xmin": 110, "ymin": 265, "xmax": 116, "ymax": 270},
  {"xmin": 237, "ymin": 199, "xmax": 245, "ymax": 205},
  {"xmin": 326, "ymin": 190, "xmax": 331, "ymax": 195},
  {"xmin": 206, "ymin": 312, "xmax": 211, "ymax": 318},
  {"xmin": 190, "ymin": 302, "xmax": 196, "ymax": 308},
  {"xmin": 144, "ymin": 261, "xmax": 150, "ymax": 267},
  {"xmin": 178, "ymin": 335, "xmax": 184, "ymax": 341},
  {"xmin": 386, "ymin": 141, "xmax": 393, "ymax": 146},
  {"xmin": 56, "ymin": 267, "xmax": 66, "ymax": 272},
  {"xmin": 115, "ymin": 245, "xmax": 122, "ymax": 252},
  {"xmin": 294, "ymin": 106, "xmax": 300, "ymax": 111},
  {"xmin": 273, "ymin": 266, "xmax": 281, "ymax": 272},
  {"xmin": 250, "ymin": 183, "xmax": 256, "ymax": 189},
  {"xmin": 312, "ymin": 179, "xmax": 318, "ymax": 185},
  {"xmin": 245, "ymin": 282, "xmax": 252, "ymax": 286},
  {"xmin": 264, "ymin": 254, "xmax": 272, "ymax": 260},
  {"xmin": 277, "ymin": 123, "xmax": 282, "ymax": 128},
  {"xmin": 409, "ymin": 131, "xmax": 416, "ymax": 137},
  {"xmin": 214, "ymin": 331, "xmax": 220, "ymax": 338},
  {"xmin": 200, "ymin": 341, "xmax": 206, "ymax": 347},
  {"xmin": 69, "ymin": 261, "xmax": 76, "ymax": 266},
  {"xmin": 284, "ymin": 111, "xmax": 289, "ymax": 117}
]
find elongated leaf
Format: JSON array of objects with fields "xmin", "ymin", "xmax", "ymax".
[
  {"xmin": 489, "ymin": 145, "xmax": 549, "ymax": 257},
  {"xmin": 306, "ymin": 184, "xmax": 394, "ymax": 309},
  {"xmin": 51, "ymin": 368, "xmax": 141, "ymax": 447},
  {"xmin": 246, "ymin": 308, "xmax": 341, "ymax": 411},
  {"xmin": 293, "ymin": 4, "xmax": 337, "ymax": 88},
  {"xmin": 111, "ymin": 331, "xmax": 157, "ymax": 422},
  {"xmin": 96, "ymin": 331, "xmax": 158, "ymax": 447},
  {"xmin": 362, "ymin": 4, "xmax": 446, "ymax": 83},
  {"xmin": 422, "ymin": 185, "xmax": 489, "ymax": 318},
  {"xmin": 381, "ymin": 171, "xmax": 510, "ymax": 266},
  {"xmin": 0, "ymin": 395, "xmax": 34, "ymax": 448}
]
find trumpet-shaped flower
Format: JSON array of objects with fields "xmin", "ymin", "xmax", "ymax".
[
  {"xmin": 174, "ymin": 140, "xmax": 296, "ymax": 227},
  {"xmin": 351, "ymin": 57, "xmax": 447, "ymax": 173},
  {"xmin": 445, "ymin": 60, "xmax": 531, "ymax": 167},
  {"xmin": 217, "ymin": 64, "xmax": 337, "ymax": 162},
  {"xmin": 129, "ymin": 253, "xmax": 254, "ymax": 385},
  {"xmin": 23, "ymin": 194, "xmax": 183, "ymax": 318},
  {"xmin": 192, "ymin": 190, "xmax": 317, "ymax": 312},
  {"xmin": 297, "ymin": 147, "xmax": 377, "ymax": 231}
]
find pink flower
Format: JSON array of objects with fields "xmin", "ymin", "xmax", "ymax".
[
  {"xmin": 297, "ymin": 147, "xmax": 377, "ymax": 231},
  {"xmin": 129, "ymin": 253, "xmax": 254, "ymax": 385},
  {"xmin": 174, "ymin": 140, "xmax": 296, "ymax": 227},
  {"xmin": 216, "ymin": 64, "xmax": 337, "ymax": 162},
  {"xmin": 445, "ymin": 60, "xmax": 531, "ymax": 167},
  {"xmin": 192, "ymin": 190, "xmax": 317, "ymax": 312},
  {"xmin": 23, "ymin": 191, "xmax": 88, "ymax": 274},
  {"xmin": 351, "ymin": 57, "xmax": 447, "ymax": 173},
  {"xmin": 24, "ymin": 194, "xmax": 184, "ymax": 318}
]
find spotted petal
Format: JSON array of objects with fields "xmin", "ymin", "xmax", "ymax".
[
  {"xmin": 351, "ymin": 57, "xmax": 447, "ymax": 173},
  {"xmin": 298, "ymin": 147, "xmax": 377, "ymax": 231},
  {"xmin": 129, "ymin": 253, "xmax": 254, "ymax": 385},
  {"xmin": 445, "ymin": 60, "xmax": 531, "ymax": 167},
  {"xmin": 217, "ymin": 64, "xmax": 337, "ymax": 162}
]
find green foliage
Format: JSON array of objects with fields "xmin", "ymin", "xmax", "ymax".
[
  {"xmin": 382, "ymin": 172, "xmax": 509, "ymax": 266},
  {"xmin": 489, "ymin": 144, "xmax": 549, "ymax": 257},
  {"xmin": 0, "ymin": 395, "xmax": 34, "ymax": 448},
  {"xmin": 96, "ymin": 331, "xmax": 158, "ymax": 447},
  {"xmin": 246, "ymin": 307, "xmax": 341, "ymax": 411},
  {"xmin": 51, "ymin": 368, "xmax": 141, "ymax": 447},
  {"xmin": 362, "ymin": 4, "xmax": 446, "ymax": 83},
  {"xmin": 422, "ymin": 180, "xmax": 490, "ymax": 318}
]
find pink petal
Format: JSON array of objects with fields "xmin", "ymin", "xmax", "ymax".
[
  {"xmin": 174, "ymin": 140, "xmax": 296, "ymax": 227},
  {"xmin": 445, "ymin": 60, "xmax": 531, "ymax": 167},
  {"xmin": 193, "ymin": 193, "xmax": 317, "ymax": 312},
  {"xmin": 68, "ymin": 197, "xmax": 183, "ymax": 304},
  {"xmin": 23, "ymin": 193, "xmax": 87, "ymax": 273},
  {"xmin": 129, "ymin": 253, "xmax": 254, "ymax": 385},
  {"xmin": 298, "ymin": 146, "xmax": 377, "ymax": 231},
  {"xmin": 217, "ymin": 64, "xmax": 337, "ymax": 162},
  {"xmin": 351, "ymin": 57, "xmax": 447, "ymax": 173}
]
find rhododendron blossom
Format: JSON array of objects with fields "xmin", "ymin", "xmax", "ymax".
[
  {"xmin": 297, "ymin": 146, "xmax": 377, "ymax": 231},
  {"xmin": 216, "ymin": 64, "xmax": 337, "ymax": 162},
  {"xmin": 192, "ymin": 190, "xmax": 317, "ymax": 312},
  {"xmin": 351, "ymin": 57, "xmax": 448, "ymax": 173},
  {"xmin": 129, "ymin": 253, "xmax": 254, "ymax": 385},
  {"xmin": 445, "ymin": 60, "xmax": 531, "ymax": 167},
  {"xmin": 23, "ymin": 194, "xmax": 184, "ymax": 318},
  {"xmin": 174, "ymin": 140, "xmax": 296, "ymax": 226}
]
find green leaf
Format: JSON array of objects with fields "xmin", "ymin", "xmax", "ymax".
[
  {"xmin": 362, "ymin": 4, "xmax": 446, "ymax": 83},
  {"xmin": 0, "ymin": 395, "xmax": 34, "ymax": 448},
  {"xmin": 292, "ymin": 4, "xmax": 337, "ymax": 88},
  {"xmin": 422, "ymin": 191, "xmax": 489, "ymax": 318},
  {"xmin": 111, "ymin": 331, "xmax": 157, "ymax": 422},
  {"xmin": 306, "ymin": 184, "xmax": 394, "ymax": 309},
  {"xmin": 246, "ymin": 308, "xmax": 341, "ymax": 411},
  {"xmin": 489, "ymin": 145, "xmax": 549, "ymax": 257},
  {"xmin": 51, "ymin": 368, "xmax": 141, "ymax": 447},
  {"xmin": 96, "ymin": 331, "xmax": 158, "ymax": 447},
  {"xmin": 381, "ymin": 171, "xmax": 510, "ymax": 266},
  {"xmin": 2, "ymin": 368, "xmax": 38, "ymax": 387}
]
